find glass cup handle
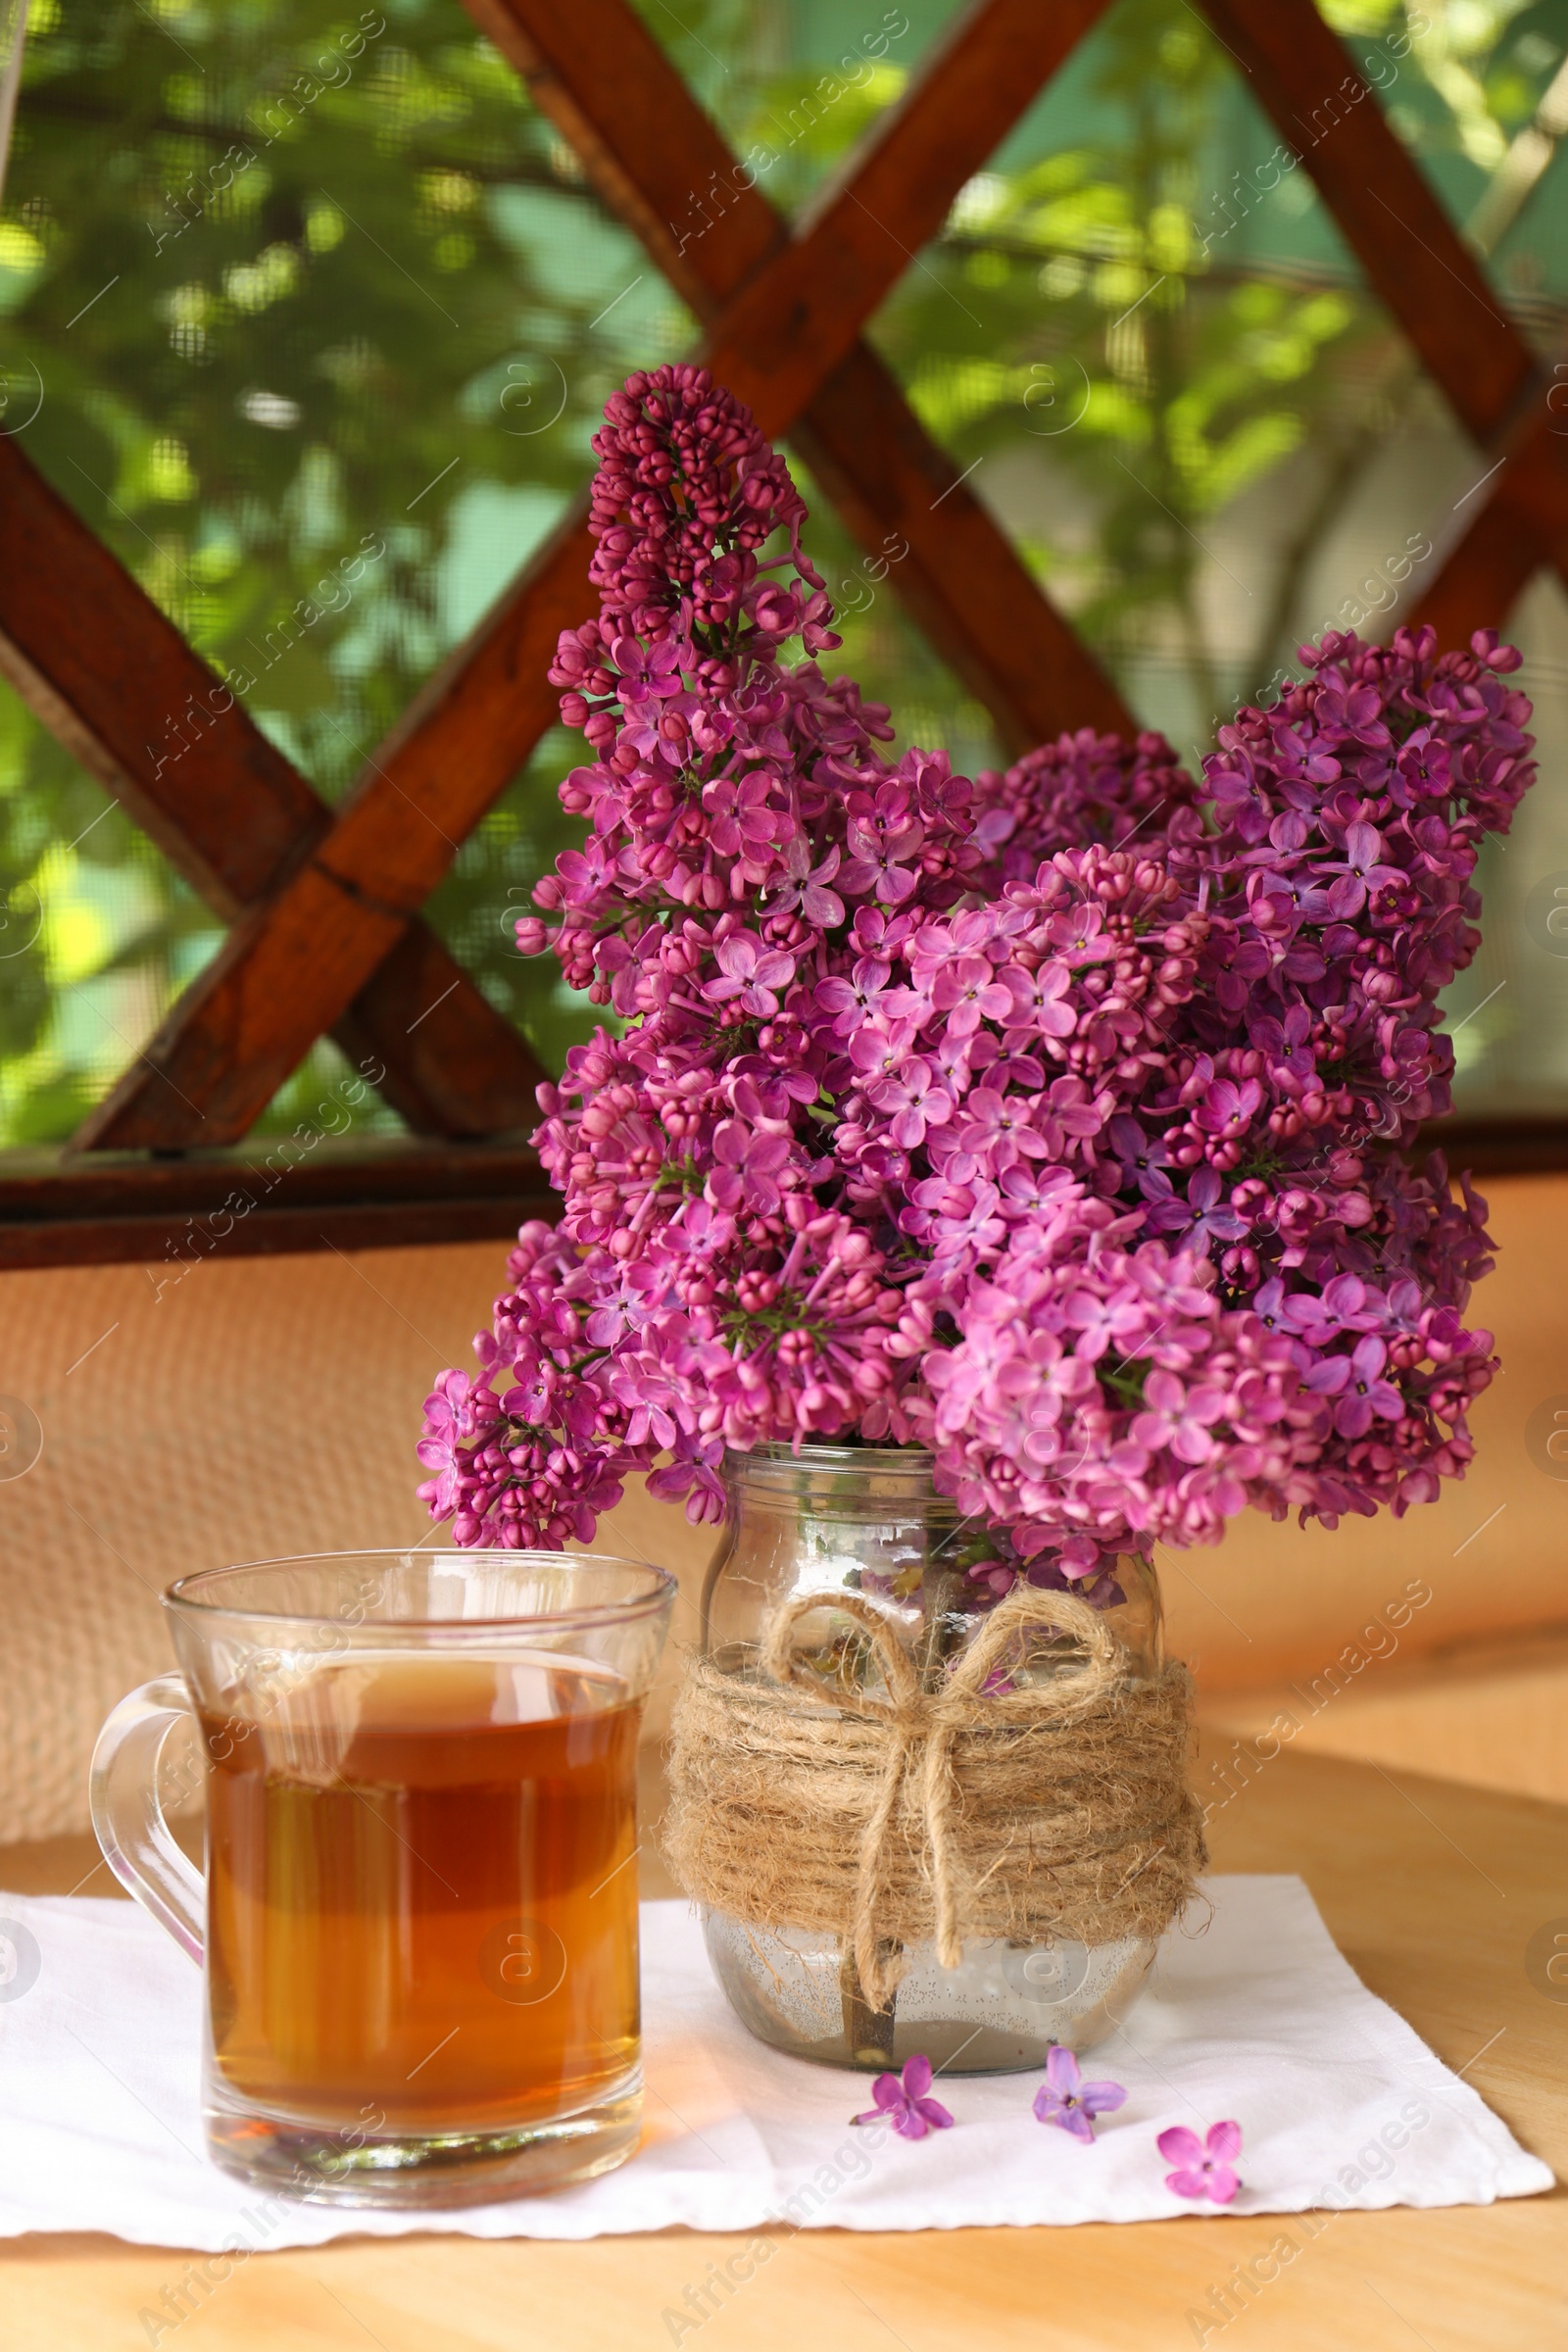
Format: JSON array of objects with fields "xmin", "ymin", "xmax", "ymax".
[{"xmin": 89, "ymin": 1674, "xmax": 205, "ymax": 1965}]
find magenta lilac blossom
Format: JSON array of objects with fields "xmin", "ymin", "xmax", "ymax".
[
  {"xmin": 1031, "ymin": 2045, "xmax": 1127, "ymax": 2142},
  {"xmin": 417, "ymin": 362, "xmax": 1534, "ymax": 1583},
  {"xmin": 851, "ymin": 2054, "xmax": 955, "ymax": 2140},
  {"xmin": 1158, "ymin": 2120, "xmax": 1243, "ymax": 2204}
]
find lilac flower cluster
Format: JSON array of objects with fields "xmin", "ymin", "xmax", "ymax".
[{"xmin": 418, "ymin": 363, "xmax": 1533, "ymax": 1591}]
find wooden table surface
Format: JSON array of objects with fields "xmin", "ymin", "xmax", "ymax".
[{"xmin": 3, "ymin": 1742, "xmax": 1565, "ymax": 2352}]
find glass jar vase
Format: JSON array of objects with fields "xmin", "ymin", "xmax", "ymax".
[{"xmin": 691, "ymin": 1443, "xmax": 1168, "ymax": 2076}]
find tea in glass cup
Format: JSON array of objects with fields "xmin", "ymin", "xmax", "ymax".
[{"xmin": 91, "ymin": 1551, "xmax": 673, "ymax": 2207}]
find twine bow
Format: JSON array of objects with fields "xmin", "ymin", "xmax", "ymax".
[{"xmin": 760, "ymin": 1584, "xmax": 1127, "ymax": 2011}]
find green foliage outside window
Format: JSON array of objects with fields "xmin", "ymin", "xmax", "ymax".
[{"xmin": 2, "ymin": 0, "xmax": 1566, "ymax": 1147}]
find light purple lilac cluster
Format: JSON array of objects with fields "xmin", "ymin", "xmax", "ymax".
[{"xmin": 417, "ymin": 364, "xmax": 1534, "ymax": 1593}]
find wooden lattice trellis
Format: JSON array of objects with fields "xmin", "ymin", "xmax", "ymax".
[{"xmin": 0, "ymin": 0, "xmax": 1563, "ymax": 1265}]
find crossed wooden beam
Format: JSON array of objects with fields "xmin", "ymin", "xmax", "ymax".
[
  {"xmin": 0, "ymin": 443, "xmax": 554, "ymax": 1139},
  {"xmin": 1202, "ymin": 2, "xmax": 1568, "ymax": 634},
  {"xmin": 3, "ymin": 0, "xmax": 1561, "ymax": 1159}
]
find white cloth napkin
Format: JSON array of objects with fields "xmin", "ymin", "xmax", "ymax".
[{"xmin": 0, "ymin": 1876, "xmax": 1549, "ymax": 2248}]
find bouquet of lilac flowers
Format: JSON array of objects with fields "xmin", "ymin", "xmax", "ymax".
[{"xmin": 417, "ymin": 364, "xmax": 1535, "ymax": 1601}]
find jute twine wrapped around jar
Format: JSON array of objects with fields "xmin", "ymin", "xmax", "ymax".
[{"xmin": 663, "ymin": 1585, "xmax": 1205, "ymax": 2010}]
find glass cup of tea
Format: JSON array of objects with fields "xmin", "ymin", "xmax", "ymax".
[{"xmin": 89, "ymin": 1549, "xmax": 675, "ymax": 2208}]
